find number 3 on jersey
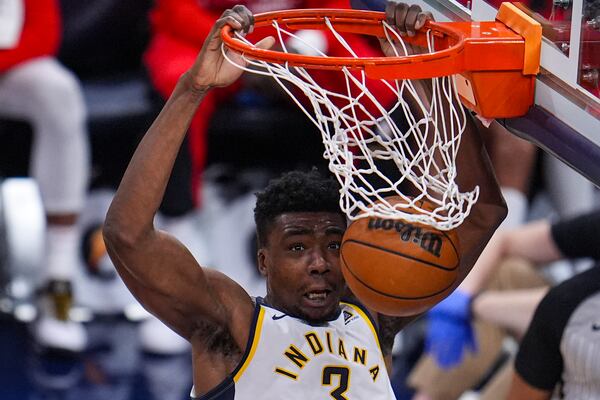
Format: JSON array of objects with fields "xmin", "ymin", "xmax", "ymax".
[{"xmin": 322, "ymin": 366, "xmax": 350, "ymax": 400}]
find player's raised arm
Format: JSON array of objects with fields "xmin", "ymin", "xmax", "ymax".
[
  {"xmin": 382, "ymin": 1, "xmax": 506, "ymax": 281},
  {"xmin": 102, "ymin": 6, "xmax": 273, "ymax": 345},
  {"xmin": 373, "ymin": 0, "xmax": 507, "ymax": 360},
  {"xmin": 451, "ymin": 120, "xmax": 507, "ymax": 280}
]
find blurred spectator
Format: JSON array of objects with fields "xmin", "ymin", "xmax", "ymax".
[
  {"xmin": 0, "ymin": 0, "xmax": 89, "ymax": 351},
  {"xmin": 56, "ymin": 0, "xmax": 157, "ymax": 193},
  {"xmin": 409, "ymin": 262, "xmax": 549, "ymax": 400},
  {"xmin": 409, "ymin": 209, "xmax": 600, "ymax": 400},
  {"xmin": 404, "ymin": 115, "xmax": 596, "ymax": 399},
  {"xmin": 57, "ymin": 0, "xmax": 205, "ymax": 358}
]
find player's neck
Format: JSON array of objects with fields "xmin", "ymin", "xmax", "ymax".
[{"xmin": 262, "ymin": 295, "xmax": 342, "ymax": 324}]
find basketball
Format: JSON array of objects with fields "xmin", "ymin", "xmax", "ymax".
[{"xmin": 340, "ymin": 197, "xmax": 460, "ymax": 316}]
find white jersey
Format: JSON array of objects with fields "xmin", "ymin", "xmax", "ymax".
[{"xmin": 192, "ymin": 300, "xmax": 396, "ymax": 399}]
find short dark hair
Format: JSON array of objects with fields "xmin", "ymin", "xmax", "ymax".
[{"xmin": 254, "ymin": 169, "xmax": 344, "ymax": 246}]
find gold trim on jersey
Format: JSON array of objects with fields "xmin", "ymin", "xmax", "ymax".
[
  {"xmin": 340, "ymin": 302, "xmax": 382, "ymax": 354},
  {"xmin": 233, "ymin": 307, "xmax": 265, "ymax": 382}
]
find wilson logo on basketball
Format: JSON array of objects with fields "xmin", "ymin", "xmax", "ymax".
[{"xmin": 367, "ymin": 218, "xmax": 443, "ymax": 257}]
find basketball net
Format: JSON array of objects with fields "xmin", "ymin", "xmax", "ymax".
[{"xmin": 223, "ymin": 18, "xmax": 479, "ymax": 231}]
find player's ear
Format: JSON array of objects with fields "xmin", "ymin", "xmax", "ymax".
[{"xmin": 257, "ymin": 249, "xmax": 269, "ymax": 276}]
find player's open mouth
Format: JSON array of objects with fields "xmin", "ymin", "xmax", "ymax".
[{"xmin": 303, "ymin": 290, "xmax": 331, "ymax": 304}]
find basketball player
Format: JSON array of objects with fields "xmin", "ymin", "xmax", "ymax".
[{"xmin": 103, "ymin": 3, "xmax": 506, "ymax": 398}]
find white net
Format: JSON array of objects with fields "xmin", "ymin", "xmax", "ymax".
[{"xmin": 223, "ymin": 17, "xmax": 479, "ymax": 230}]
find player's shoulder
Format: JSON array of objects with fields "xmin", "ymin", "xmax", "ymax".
[
  {"xmin": 203, "ymin": 268, "xmax": 256, "ymax": 335},
  {"xmin": 340, "ymin": 297, "xmax": 378, "ymax": 323},
  {"xmin": 205, "ymin": 268, "xmax": 253, "ymax": 304},
  {"xmin": 339, "ymin": 299, "xmax": 384, "ymax": 344}
]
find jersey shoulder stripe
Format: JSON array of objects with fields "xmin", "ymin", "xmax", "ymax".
[
  {"xmin": 233, "ymin": 306, "xmax": 265, "ymax": 382},
  {"xmin": 340, "ymin": 300, "xmax": 381, "ymax": 351},
  {"xmin": 192, "ymin": 303, "xmax": 264, "ymax": 400}
]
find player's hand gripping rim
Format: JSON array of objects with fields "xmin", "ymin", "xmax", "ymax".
[
  {"xmin": 385, "ymin": 0, "xmax": 434, "ymax": 37},
  {"xmin": 380, "ymin": 1, "xmax": 434, "ymax": 57},
  {"xmin": 187, "ymin": 5, "xmax": 275, "ymax": 94}
]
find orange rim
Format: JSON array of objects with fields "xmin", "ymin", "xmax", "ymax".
[
  {"xmin": 221, "ymin": 6, "xmax": 541, "ymax": 118},
  {"xmin": 221, "ymin": 8, "xmax": 537, "ymax": 80},
  {"xmin": 221, "ymin": 9, "xmax": 468, "ymax": 79}
]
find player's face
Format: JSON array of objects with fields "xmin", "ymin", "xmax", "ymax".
[{"xmin": 258, "ymin": 212, "xmax": 347, "ymax": 322}]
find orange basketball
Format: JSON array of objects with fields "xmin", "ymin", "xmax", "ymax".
[{"xmin": 340, "ymin": 197, "xmax": 460, "ymax": 316}]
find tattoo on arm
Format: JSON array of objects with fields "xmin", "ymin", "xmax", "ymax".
[
  {"xmin": 342, "ymin": 290, "xmax": 421, "ymax": 357},
  {"xmin": 377, "ymin": 314, "xmax": 420, "ymax": 356}
]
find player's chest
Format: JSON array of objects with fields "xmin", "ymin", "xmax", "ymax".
[
  {"xmin": 265, "ymin": 322, "xmax": 382, "ymax": 378},
  {"xmin": 234, "ymin": 310, "xmax": 392, "ymax": 399}
]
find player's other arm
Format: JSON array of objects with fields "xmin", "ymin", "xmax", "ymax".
[
  {"xmin": 103, "ymin": 7, "xmax": 274, "ymax": 346},
  {"xmin": 374, "ymin": 96, "xmax": 507, "ymax": 374},
  {"xmin": 372, "ymin": 0, "xmax": 506, "ymax": 360},
  {"xmin": 380, "ymin": 2, "xmax": 506, "ymax": 276},
  {"xmin": 448, "ymin": 117, "xmax": 507, "ymax": 286}
]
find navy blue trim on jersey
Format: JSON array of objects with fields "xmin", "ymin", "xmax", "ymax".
[
  {"xmin": 191, "ymin": 301, "xmax": 262, "ymax": 400},
  {"xmin": 193, "ymin": 378, "xmax": 235, "ymax": 400}
]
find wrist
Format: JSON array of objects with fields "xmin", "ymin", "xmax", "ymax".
[{"xmin": 179, "ymin": 71, "xmax": 211, "ymax": 99}]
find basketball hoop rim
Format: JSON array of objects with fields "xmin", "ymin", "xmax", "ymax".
[{"xmin": 220, "ymin": 8, "xmax": 468, "ymax": 79}]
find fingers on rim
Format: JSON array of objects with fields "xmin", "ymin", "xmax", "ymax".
[
  {"xmin": 405, "ymin": 4, "xmax": 422, "ymax": 35},
  {"xmin": 385, "ymin": 0, "xmax": 397, "ymax": 25},
  {"xmin": 385, "ymin": 0, "xmax": 406, "ymax": 27},
  {"xmin": 219, "ymin": 11, "xmax": 242, "ymax": 28},
  {"xmin": 221, "ymin": 6, "xmax": 254, "ymax": 34},
  {"xmin": 392, "ymin": 2, "xmax": 410, "ymax": 34},
  {"xmin": 415, "ymin": 11, "xmax": 434, "ymax": 30},
  {"xmin": 231, "ymin": 4, "xmax": 254, "ymax": 34}
]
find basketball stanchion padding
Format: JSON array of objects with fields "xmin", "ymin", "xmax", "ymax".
[{"xmin": 341, "ymin": 197, "xmax": 459, "ymax": 316}]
